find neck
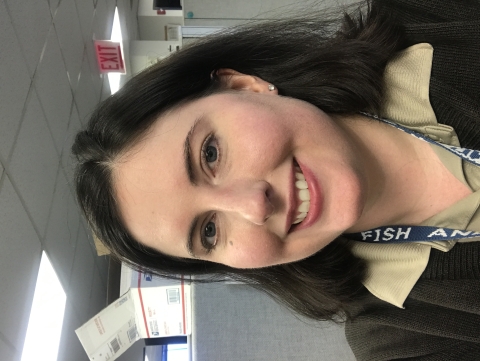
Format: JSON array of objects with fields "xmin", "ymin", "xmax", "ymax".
[{"xmin": 337, "ymin": 114, "xmax": 471, "ymax": 233}]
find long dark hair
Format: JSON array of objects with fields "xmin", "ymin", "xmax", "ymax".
[{"xmin": 73, "ymin": 1, "xmax": 405, "ymax": 321}]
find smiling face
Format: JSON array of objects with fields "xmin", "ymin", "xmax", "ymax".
[{"xmin": 113, "ymin": 74, "xmax": 368, "ymax": 269}]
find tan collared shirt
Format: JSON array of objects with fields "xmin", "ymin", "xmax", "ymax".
[{"xmin": 350, "ymin": 43, "xmax": 480, "ymax": 308}]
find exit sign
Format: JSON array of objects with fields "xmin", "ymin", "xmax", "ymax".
[{"xmin": 94, "ymin": 40, "xmax": 125, "ymax": 73}]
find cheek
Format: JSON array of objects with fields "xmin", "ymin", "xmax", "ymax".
[
  {"xmin": 224, "ymin": 231, "xmax": 284, "ymax": 269},
  {"xmin": 232, "ymin": 120, "xmax": 291, "ymax": 168}
]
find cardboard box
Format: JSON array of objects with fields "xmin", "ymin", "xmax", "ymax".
[{"xmin": 76, "ymin": 268, "xmax": 191, "ymax": 361}]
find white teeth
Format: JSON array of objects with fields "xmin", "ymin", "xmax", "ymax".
[
  {"xmin": 295, "ymin": 172, "xmax": 305, "ymax": 181},
  {"xmin": 295, "ymin": 180, "xmax": 308, "ymax": 189},
  {"xmin": 292, "ymin": 168, "xmax": 311, "ymax": 226},
  {"xmin": 298, "ymin": 201, "xmax": 310, "ymax": 213},
  {"xmin": 294, "ymin": 212, "xmax": 307, "ymax": 224},
  {"xmin": 299, "ymin": 189, "xmax": 310, "ymax": 201}
]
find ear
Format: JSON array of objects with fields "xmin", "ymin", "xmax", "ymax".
[{"xmin": 214, "ymin": 68, "xmax": 278, "ymax": 94}]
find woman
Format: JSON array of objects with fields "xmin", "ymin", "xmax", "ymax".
[{"xmin": 73, "ymin": 0, "xmax": 480, "ymax": 359}]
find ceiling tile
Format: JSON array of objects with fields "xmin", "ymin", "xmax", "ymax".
[
  {"xmin": 54, "ymin": 0, "xmax": 85, "ymax": 92},
  {"xmin": 61, "ymin": 103, "xmax": 82, "ymax": 187},
  {"xmin": 0, "ymin": 177, "xmax": 42, "ymax": 350},
  {"xmin": 8, "ymin": 89, "xmax": 59, "ymax": 236},
  {"xmin": 44, "ymin": 170, "xmax": 80, "ymax": 290},
  {"xmin": 75, "ymin": 0, "xmax": 95, "ymax": 44},
  {"xmin": 34, "ymin": 26, "xmax": 73, "ymax": 154},
  {"xmin": 0, "ymin": 336, "xmax": 17, "ymax": 361},
  {"xmin": 69, "ymin": 224, "xmax": 95, "ymax": 320},
  {"xmin": 5, "ymin": 0, "xmax": 52, "ymax": 77},
  {"xmin": 0, "ymin": 0, "xmax": 32, "ymax": 161},
  {"xmin": 92, "ymin": 0, "xmax": 111, "ymax": 41},
  {"xmin": 75, "ymin": 54, "xmax": 100, "ymax": 123}
]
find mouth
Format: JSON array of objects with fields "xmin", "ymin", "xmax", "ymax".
[
  {"xmin": 292, "ymin": 162, "xmax": 310, "ymax": 225},
  {"xmin": 287, "ymin": 159, "xmax": 322, "ymax": 234}
]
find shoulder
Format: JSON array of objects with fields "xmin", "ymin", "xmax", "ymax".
[
  {"xmin": 345, "ymin": 257, "xmax": 480, "ymax": 360},
  {"xmin": 374, "ymin": 0, "xmax": 480, "ymax": 22},
  {"xmin": 381, "ymin": 43, "xmax": 436, "ymax": 127},
  {"xmin": 374, "ymin": 0, "xmax": 480, "ymax": 150}
]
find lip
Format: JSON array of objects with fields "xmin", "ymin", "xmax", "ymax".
[
  {"xmin": 285, "ymin": 161, "xmax": 298, "ymax": 234},
  {"xmin": 288, "ymin": 159, "xmax": 322, "ymax": 233}
]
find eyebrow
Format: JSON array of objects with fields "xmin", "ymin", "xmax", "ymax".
[
  {"xmin": 184, "ymin": 117, "xmax": 203, "ymax": 258},
  {"xmin": 183, "ymin": 116, "xmax": 202, "ymax": 186},
  {"xmin": 187, "ymin": 215, "xmax": 199, "ymax": 258}
]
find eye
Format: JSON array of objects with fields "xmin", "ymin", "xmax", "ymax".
[
  {"xmin": 205, "ymin": 145, "xmax": 217, "ymax": 163},
  {"xmin": 201, "ymin": 214, "xmax": 217, "ymax": 253},
  {"xmin": 201, "ymin": 134, "xmax": 219, "ymax": 171}
]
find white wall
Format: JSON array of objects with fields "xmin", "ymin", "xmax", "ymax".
[
  {"xmin": 183, "ymin": 0, "xmax": 356, "ymax": 27},
  {"xmin": 138, "ymin": 0, "xmax": 184, "ymax": 40},
  {"xmin": 138, "ymin": 0, "xmax": 357, "ymax": 40}
]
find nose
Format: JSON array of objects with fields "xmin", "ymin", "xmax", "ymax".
[{"xmin": 213, "ymin": 180, "xmax": 275, "ymax": 225}]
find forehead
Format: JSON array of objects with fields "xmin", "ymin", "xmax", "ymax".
[{"xmin": 113, "ymin": 99, "xmax": 200, "ymax": 251}]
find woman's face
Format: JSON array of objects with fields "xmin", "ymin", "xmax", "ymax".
[{"xmin": 114, "ymin": 76, "xmax": 368, "ymax": 268}]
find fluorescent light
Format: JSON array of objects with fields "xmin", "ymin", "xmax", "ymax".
[
  {"xmin": 21, "ymin": 252, "xmax": 67, "ymax": 361},
  {"xmin": 108, "ymin": 7, "xmax": 123, "ymax": 94},
  {"xmin": 107, "ymin": 73, "xmax": 121, "ymax": 94},
  {"xmin": 111, "ymin": 7, "xmax": 122, "ymax": 42}
]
